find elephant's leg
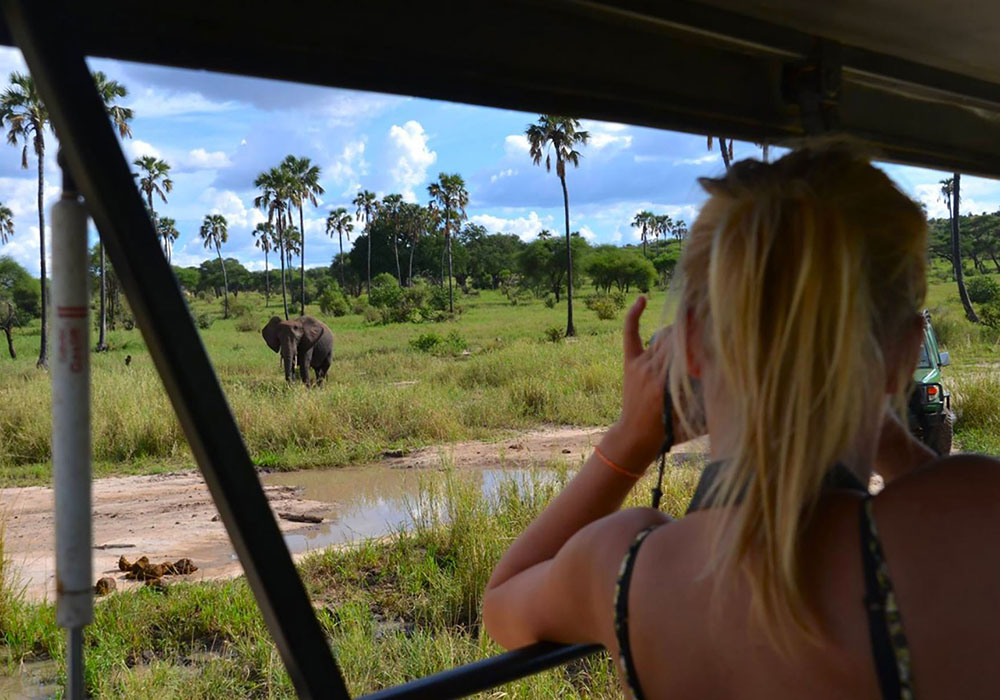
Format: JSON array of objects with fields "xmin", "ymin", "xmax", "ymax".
[{"xmin": 299, "ymin": 347, "xmax": 313, "ymax": 386}]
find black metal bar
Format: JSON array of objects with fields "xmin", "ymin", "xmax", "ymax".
[
  {"xmin": 0, "ymin": 3, "xmax": 350, "ymax": 698},
  {"xmin": 358, "ymin": 643, "xmax": 603, "ymax": 700}
]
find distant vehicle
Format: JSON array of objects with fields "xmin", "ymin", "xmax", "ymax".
[{"xmin": 908, "ymin": 311, "xmax": 954, "ymax": 456}]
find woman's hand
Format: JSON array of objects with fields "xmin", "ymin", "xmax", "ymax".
[{"xmin": 600, "ymin": 296, "xmax": 673, "ymax": 473}]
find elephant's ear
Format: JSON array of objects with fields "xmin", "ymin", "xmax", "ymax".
[
  {"xmin": 261, "ymin": 316, "xmax": 282, "ymax": 353},
  {"xmin": 300, "ymin": 316, "xmax": 325, "ymax": 348}
]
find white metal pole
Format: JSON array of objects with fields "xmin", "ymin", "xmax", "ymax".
[{"xmin": 50, "ymin": 164, "xmax": 91, "ymax": 700}]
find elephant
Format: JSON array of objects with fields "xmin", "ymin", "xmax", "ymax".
[{"xmin": 262, "ymin": 315, "xmax": 333, "ymax": 386}]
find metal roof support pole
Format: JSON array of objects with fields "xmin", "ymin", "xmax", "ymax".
[
  {"xmin": 0, "ymin": 2, "xmax": 350, "ymax": 697},
  {"xmin": 51, "ymin": 153, "xmax": 91, "ymax": 700}
]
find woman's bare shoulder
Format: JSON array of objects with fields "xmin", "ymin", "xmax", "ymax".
[{"xmin": 882, "ymin": 452, "xmax": 1000, "ymax": 506}]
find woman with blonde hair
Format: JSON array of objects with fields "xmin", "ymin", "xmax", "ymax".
[{"xmin": 483, "ymin": 143, "xmax": 1000, "ymax": 698}]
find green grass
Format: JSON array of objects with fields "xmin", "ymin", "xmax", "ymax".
[
  {"xmin": 0, "ymin": 462, "xmax": 701, "ymax": 698},
  {"xmin": 0, "ymin": 289, "xmax": 669, "ymax": 483}
]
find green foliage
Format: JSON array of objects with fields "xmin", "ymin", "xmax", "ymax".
[
  {"xmin": 543, "ymin": 293, "xmax": 555, "ymax": 308},
  {"xmin": 979, "ymin": 301, "xmax": 1000, "ymax": 330},
  {"xmin": 235, "ymin": 316, "xmax": 257, "ymax": 333},
  {"xmin": 586, "ymin": 246, "xmax": 656, "ymax": 293},
  {"xmin": 967, "ymin": 275, "xmax": 1000, "ymax": 304},
  {"xmin": 585, "ymin": 291, "xmax": 626, "ymax": 320},
  {"xmin": 544, "ymin": 326, "xmax": 563, "ymax": 343},
  {"xmin": 517, "ymin": 234, "xmax": 590, "ymax": 299},
  {"xmin": 0, "ymin": 256, "xmax": 40, "ymax": 324},
  {"xmin": 229, "ymin": 301, "xmax": 252, "ymax": 318},
  {"xmin": 369, "ymin": 272, "xmax": 404, "ymax": 309},
  {"xmin": 409, "ymin": 330, "xmax": 468, "ymax": 356},
  {"xmin": 196, "ymin": 313, "xmax": 213, "ymax": 330},
  {"xmin": 318, "ymin": 284, "xmax": 349, "ymax": 317}
]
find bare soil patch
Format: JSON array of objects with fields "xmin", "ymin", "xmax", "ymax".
[{"xmin": 1, "ymin": 426, "xmax": 708, "ymax": 602}]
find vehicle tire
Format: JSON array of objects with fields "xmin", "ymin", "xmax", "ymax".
[{"xmin": 932, "ymin": 411, "xmax": 955, "ymax": 456}]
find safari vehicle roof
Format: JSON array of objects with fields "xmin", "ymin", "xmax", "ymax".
[
  {"xmin": 5, "ymin": 2, "xmax": 998, "ymax": 699},
  {"xmin": 2, "ymin": 0, "xmax": 1000, "ymax": 176}
]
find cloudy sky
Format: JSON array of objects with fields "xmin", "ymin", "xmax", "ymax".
[{"xmin": 0, "ymin": 46, "xmax": 999, "ymax": 276}]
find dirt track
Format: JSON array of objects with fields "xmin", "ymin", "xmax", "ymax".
[{"xmin": 3, "ymin": 426, "xmax": 706, "ymax": 602}]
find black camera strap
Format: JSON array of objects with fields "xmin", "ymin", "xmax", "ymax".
[{"xmin": 651, "ymin": 385, "xmax": 674, "ymax": 510}]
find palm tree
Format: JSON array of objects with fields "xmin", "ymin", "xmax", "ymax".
[
  {"xmin": 90, "ymin": 73, "xmax": 135, "ymax": 353},
  {"xmin": 325, "ymin": 207, "xmax": 353, "ymax": 289},
  {"xmin": 525, "ymin": 115, "xmax": 589, "ymax": 336},
  {"xmin": 255, "ymin": 167, "xmax": 291, "ymax": 319},
  {"xmin": 253, "ymin": 222, "xmax": 274, "ymax": 305},
  {"xmin": 352, "ymin": 189, "xmax": 378, "ymax": 295},
  {"xmin": 401, "ymin": 202, "xmax": 429, "ymax": 287},
  {"xmin": 199, "ymin": 214, "xmax": 230, "ymax": 318},
  {"xmin": 134, "ymin": 156, "xmax": 173, "ymax": 235},
  {"xmin": 427, "ymin": 173, "xmax": 468, "ymax": 313},
  {"xmin": 156, "ymin": 216, "xmax": 179, "ymax": 263},
  {"xmin": 282, "ymin": 155, "xmax": 324, "ymax": 313},
  {"xmin": 942, "ymin": 175, "xmax": 979, "ymax": 322},
  {"xmin": 382, "ymin": 193, "xmax": 404, "ymax": 285},
  {"xmin": 632, "ymin": 210, "xmax": 654, "ymax": 257},
  {"xmin": 0, "ymin": 203, "xmax": 12, "ymax": 245},
  {"xmin": 707, "ymin": 135, "xmax": 733, "ymax": 170}
]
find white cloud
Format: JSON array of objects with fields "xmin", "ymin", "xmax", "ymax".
[
  {"xmin": 185, "ymin": 148, "xmax": 231, "ymax": 170},
  {"xmin": 470, "ymin": 211, "xmax": 552, "ymax": 241},
  {"xmin": 577, "ymin": 225, "xmax": 597, "ymax": 241},
  {"xmin": 200, "ymin": 188, "xmax": 265, "ymax": 231},
  {"xmin": 504, "ymin": 134, "xmax": 530, "ymax": 157},
  {"xmin": 127, "ymin": 88, "xmax": 239, "ymax": 118},
  {"xmin": 581, "ymin": 120, "xmax": 632, "ymax": 151},
  {"xmin": 125, "ymin": 139, "xmax": 161, "ymax": 161},
  {"xmin": 327, "ymin": 139, "xmax": 368, "ymax": 194},
  {"xmin": 385, "ymin": 121, "xmax": 436, "ymax": 201},
  {"xmin": 490, "ymin": 168, "xmax": 517, "ymax": 183},
  {"xmin": 672, "ymin": 153, "xmax": 719, "ymax": 166}
]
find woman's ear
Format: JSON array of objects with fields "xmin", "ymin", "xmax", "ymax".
[{"xmin": 685, "ymin": 307, "xmax": 703, "ymax": 379}]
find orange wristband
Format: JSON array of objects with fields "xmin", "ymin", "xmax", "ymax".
[{"xmin": 593, "ymin": 444, "xmax": 643, "ymax": 479}]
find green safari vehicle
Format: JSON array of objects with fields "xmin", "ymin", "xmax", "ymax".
[{"xmin": 908, "ymin": 311, "xmax": 954, "ymax": 456}]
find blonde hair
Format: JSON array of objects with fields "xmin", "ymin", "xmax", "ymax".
[{"xmin": 669, "ymin": 142, "xmax": 927, "ymax": 640}]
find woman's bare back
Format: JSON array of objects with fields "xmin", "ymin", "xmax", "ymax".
[{"xmin": 622, "ymin": 456, "xmax": 1000, "ymax": 699}]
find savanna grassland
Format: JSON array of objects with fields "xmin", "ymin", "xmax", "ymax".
[
  {"xmin": 0, "ymin": 288, "xmax": 671, "ymax": 485},
  {"xmin": 0, "ymin": 265, "xmax": 998, "ymax": 698}
]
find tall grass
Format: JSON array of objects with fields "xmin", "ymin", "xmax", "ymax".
[
  {"xmin": 0, "ymin": 461, "xmax": 701, "ymax": 697},
  {"xmin": 0, "ymin": 290, "xmax": 654, "ymax": 481},
  {"xmin": 952, "ymin": 371, "xmax": 1000, "ymax": 453}
]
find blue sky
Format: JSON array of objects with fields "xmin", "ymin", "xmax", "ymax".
[{"xmin": 1, "ymin": 46, "xmax": 999, "ymax": 276}]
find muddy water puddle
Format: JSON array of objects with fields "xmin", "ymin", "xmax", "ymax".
[
  {"xmin": 0, "ymin": 659, "xmax": 60, "ymax": 699},
  {"xmin": 263, "ymin": 467, "xmax": 555, "ymax": 554}
]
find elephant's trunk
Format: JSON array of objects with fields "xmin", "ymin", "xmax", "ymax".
[{"xmin": 282, "ymin": 339, "xmax": 295, "ymax": 383}]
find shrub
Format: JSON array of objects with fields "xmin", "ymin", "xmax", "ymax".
[
  {"xmin": 318, "ymin": 285, "xmax": 349, "ymax": 317},
  {"xmin": 967, "ymin": 275, "xmax": 1000, "ymax": 304},
  {"xmin": 428, "ymin": 285, "xmax": 450, "ymax": 312},
  {"xmin": 197, "ymin": 313, "xmax": 213, "ymax": 330},
  {"xmin": 351, "ymin": 298, "xmax": 370, "ymax": 315},
  {"xmin": 979, "ymin": 301, "xmax": 1000, "ymax": 330},
  {"xmin": 363, "ymin": 306, "xmax": 384, "ymax": 325},
  {"xmin": 585, "ymin": 291, "xmax": 626, "ymax": 320},
  {"xmin": 369, "ymin": 273, "xmax": 404, "ymax": 308},
  {"xmin": 230, "ymin": 301, "xmax": 252, "ymax": 318},
  {"xmin": 409, "ymin": 330, "xmax": 468, "ymax": 356},
  {"xmin": 235, "ymin": 316, "xmax": 257, "ymax": 332},
  {"xmin": 544, "ymin": 326, "xmax": 563, "ymax": 343},
  {"xmin": 543, "ymin": 294, "xmax": 555, "ymax": 308}
]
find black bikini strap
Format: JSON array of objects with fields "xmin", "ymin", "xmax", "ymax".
[
  {"xmin": 614, "ymin": 525, "xmax": 660, "ymax": 700},
  {"xmin": 859, "ymin": 497, "xmax": 903, "ymax": 699}
]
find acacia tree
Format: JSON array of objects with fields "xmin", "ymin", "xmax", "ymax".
[
  {"xmin": 199, "ymin": 214, "xmax": 230, "ymax": 318},
  {"xmin": 942, "ymin": 175, "xmax": 979, "ymax": 322},
  {"xmin": 325, "ymin": 207, "xmax": 353, "ymax": 289},
  {"xmin": 282, "ymin": 155, "xmax": 323, "ymax": 313},
  {"xmin": 353, "ymin": 189, "xmax": 378, "ymax": 295},
  {"xmin": 427, "ymin": 173, "xmax": 468, "ymax": 313},
  {"xmin": 255, "ymin": 167, "xmax": 291, "ymax": 319},
  {"xmin": 526, "ymin": 115, "xmax": 589, "ymax": 336},
  {"xmin": 252, "ymin": 222, "xmax": 274, "ymax": 305},
  {"xmin": 382, "ymin": 193, "xmax": 404, "ymax": 285}
]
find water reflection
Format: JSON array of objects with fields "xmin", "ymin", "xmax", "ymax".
[{"xmin": 264, "ymin": 467, "xmax": 558, "ymax": 554}]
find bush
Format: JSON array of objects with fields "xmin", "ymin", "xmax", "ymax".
[
  {"xmin": 979, "ymin": 301, "xmax": 1000, "ymax": 330},
  {"xmin": 585, "ymin": 291, "xmax": 626, "ymax": 320},
  {"xmin": 235, "ymin": 316, "xmax": 257, "ymax": 332},
  {"xmin": 544, "ymin": 326, "xmax": 563, "ymax": 343},
  {"xmin": 230, "ymin": 301, "xmax": 252, "ymax": 318},
  {"xmin": 543, "ymin": 293, "xmax": 556, "ymax": 308},
  {"xmin": 318, "ymin": 285, "xmax": 349, "ymax": 317},
  {"xmin": 351, "ymin": 298, "xmax": 370, "ymax": 315},
  {"xmin": 429, "ymin": 285, "xmax": 450, "ymax": 312},
  {"xmin": 967, "ymin": 275, "xmax": 1000, "ymax": 304},
  {"xmin": 409, "ymin": 330, "xmax": 468, "ymax": 356},
  {"xmin": 363, "ymin": 306, "xmax": 384, "ymax": 325},
  {"xmin": 197, "ymin": 313, "xmax": 213, "ymax": 330},
  {"xmin": 369, "ymin": 273, "xmax": 404, "ymax": 309}
]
